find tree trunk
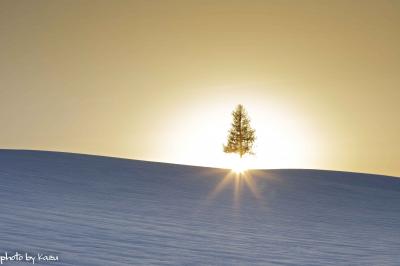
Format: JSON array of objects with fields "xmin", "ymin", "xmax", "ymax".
[{"xmin": 239, "ymin": 109, "xmax": 242, "ymax": 159}]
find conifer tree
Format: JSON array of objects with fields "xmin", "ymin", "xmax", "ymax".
[{"xmin": 223, "ymin": 104, "xmax": 256, "ymax": 158}]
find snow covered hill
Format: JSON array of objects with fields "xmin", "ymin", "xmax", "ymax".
[{"xmin": 0, "ymin": 150, "xmax": 399, "ymax": 265}]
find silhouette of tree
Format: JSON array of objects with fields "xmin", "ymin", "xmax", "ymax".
[{"xmin": 223, "ymin": 104, "xmax": 256, "ymax": 158}]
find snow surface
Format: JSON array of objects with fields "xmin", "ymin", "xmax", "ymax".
[{"xmin": 0, "ymin": 150, "xmax": 399, "ymax": 265}]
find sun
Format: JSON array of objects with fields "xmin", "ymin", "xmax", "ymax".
[
  {"xmin": 224, "ymin": 154, "xmax": 255, "ymax": 174},
  {"xmin": 232, "ymin": 162, "xmax": 248, "ymax": 174},
  {"xmin": 230, "ymin": 158, "xmax": 250, "ymax": 174}
]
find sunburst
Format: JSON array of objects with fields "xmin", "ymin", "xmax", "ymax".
[{"xmin": 207, "ymin": 169, "xmax": 262, "ymax": 208}]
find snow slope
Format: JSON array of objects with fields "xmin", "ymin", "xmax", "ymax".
[{"xmin": 0, "ymin": 150, "xmax": 399, "ymax": 265}]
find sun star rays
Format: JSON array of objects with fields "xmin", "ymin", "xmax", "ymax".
[{"xmin": 207, "ymin": 169, "xmax": 262, "ymax": 208}]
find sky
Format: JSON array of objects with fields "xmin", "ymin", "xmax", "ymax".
[{"xmin": 0, "ymin": 0, "xmax": 399, "ymax": 176}]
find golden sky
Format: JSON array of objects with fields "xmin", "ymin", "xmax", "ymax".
[{"xmin": 0, "ymin": 0, "xmax": 399, "ymax": 176}]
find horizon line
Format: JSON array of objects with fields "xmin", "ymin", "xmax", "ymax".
[{"xmin": 0, "ymin": 148, "xmax": 398, "ymax": 179}]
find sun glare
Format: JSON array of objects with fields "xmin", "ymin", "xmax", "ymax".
[
  {"xmin": 232, "ymin": 163, "xmax": 247, "ymax": 174},
  {"xmin": 231, "ymin": 159, "xmax": 249, "ymax": 174},
  {"xmin": 207, "ymin": 165, "xmax": 262, "ymax": 208},
  {"xmin": 226, "ymin": 154, "xmax": 255, "ymax": 174},
  {"xmin": 159, "ymin": 90, "xmax": 319, "ymax": 170}
]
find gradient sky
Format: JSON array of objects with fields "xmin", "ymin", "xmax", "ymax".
[{"xmin": 1, "ymin": 0, "xmax": 399, "ymax": 176}]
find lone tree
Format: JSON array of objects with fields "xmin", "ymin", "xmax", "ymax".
[{"xmin": 223, "ymin": 104, "xmax": 256, "ymax": 158}]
